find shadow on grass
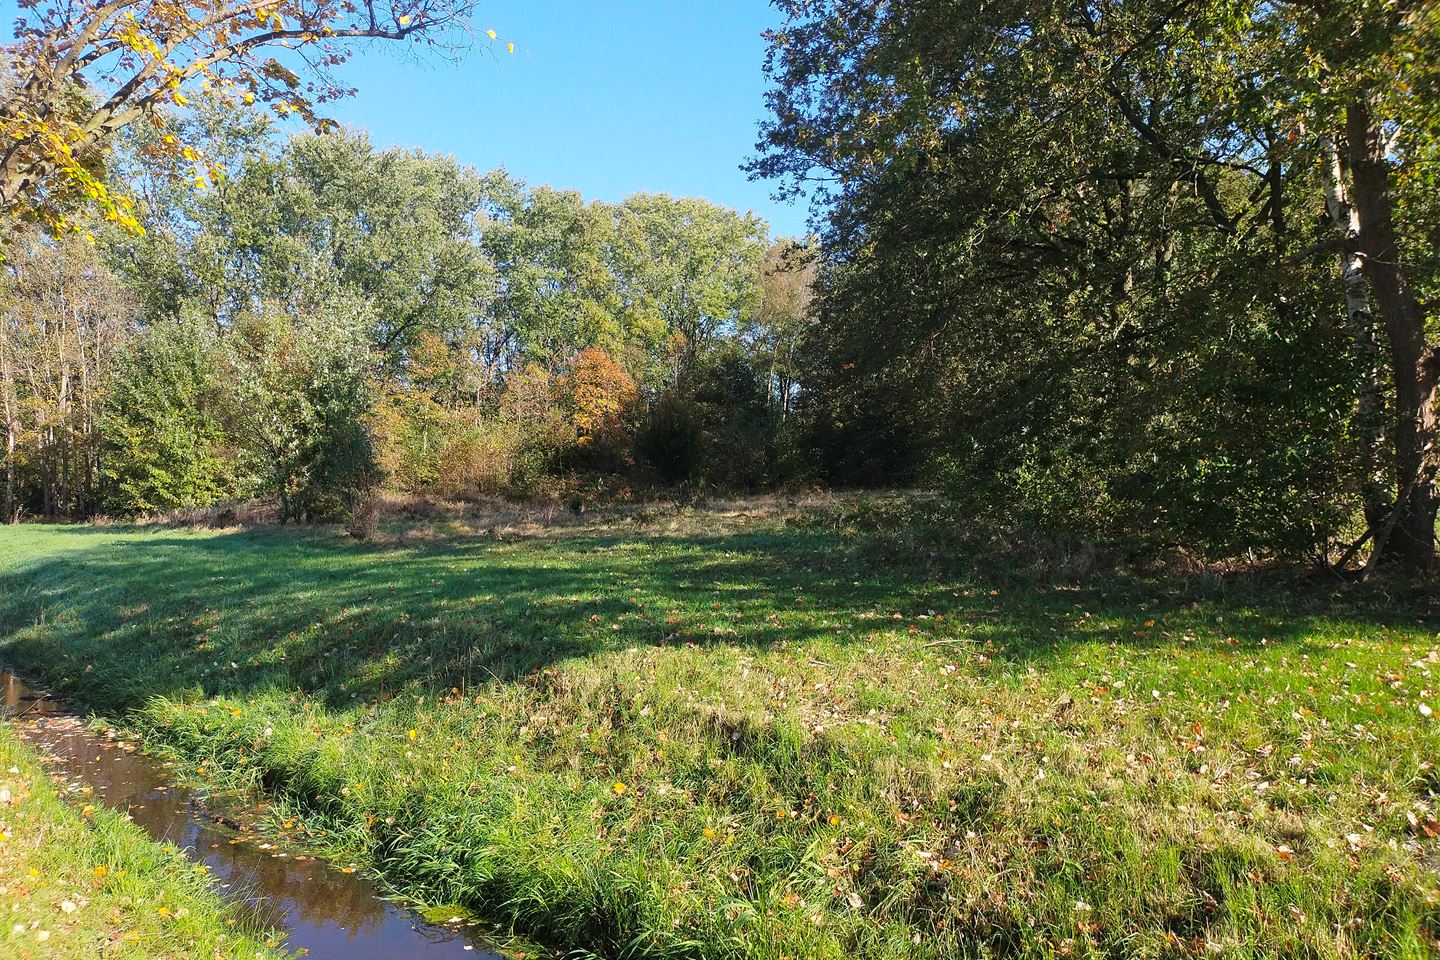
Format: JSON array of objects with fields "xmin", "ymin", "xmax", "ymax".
[{"xmin": 2, "ymin": 522, "xmax": 1437, "ymax": 715}]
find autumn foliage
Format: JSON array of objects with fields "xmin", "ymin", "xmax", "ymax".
[
  {"xmin": 0, "ymin": 0, "xmax": 500, "ymax": 237},
  {"xmin": 565, "ymin": 347, "xmax": 639, "ymax": 462}
]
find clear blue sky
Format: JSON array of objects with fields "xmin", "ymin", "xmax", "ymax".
[
  {"xmin": 317, "ymin": 0, "xmax": 808, "ymax": 236},
  {"xmin": 3, "ymin": 0, "xmax": 807, "ymax": 234},
  {"xmin": 347, "ymin": 0, "xmax": 812, "ymax": 237}
]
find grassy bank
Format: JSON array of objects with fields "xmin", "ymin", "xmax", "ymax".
[
  {"xmin": 1, "ymin": 500, "xmax": 1438, "ymax": 958},
  {"xmin": 0, "ymin": 724, "xmax": 286, "ymax": 960}
]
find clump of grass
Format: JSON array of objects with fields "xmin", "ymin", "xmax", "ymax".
[
  {"xmin": 0, "ymin": 725, "xmax": 288, "ymax": 960},
  {"xmin": 1, "ymin": 503, "xmax": 1438, "ymax": 959}
]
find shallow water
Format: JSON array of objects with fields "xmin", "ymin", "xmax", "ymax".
[{"xmin": 2, "ymin": 671, "xmax": 505, "ymax": 960}]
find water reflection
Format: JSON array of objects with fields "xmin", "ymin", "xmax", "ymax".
[{"xmin": 2, "ymin": 671, "xmax": 502, "ymax": 960}]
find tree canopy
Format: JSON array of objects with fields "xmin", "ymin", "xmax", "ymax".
[{"xmin": 749, "ymin": 0, "xmax": 1440, "ymax": 570}]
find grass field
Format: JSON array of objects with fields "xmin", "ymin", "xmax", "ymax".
[
  {"xmin": 1, "ymin": 497, "xmax": 1438, "ymax": 959},
  {"xmin": 0, "ymin": 725, "xmax": 286, "ymax": 960}
]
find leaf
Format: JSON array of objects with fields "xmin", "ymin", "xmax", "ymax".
[{"xmin": 486, "ymin": 28, "xmax": 497, "ymax": 39}]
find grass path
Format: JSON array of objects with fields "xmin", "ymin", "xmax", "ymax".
[
  {"xmin": 0, "ymin": 724, "xmax": 286, "ymax": 960},
  {"xmin": 1, "ymin": 502, "xmax": 1438, "ymax": 958}
]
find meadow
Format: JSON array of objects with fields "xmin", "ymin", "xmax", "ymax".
[{"xmin": 1, "ymin": 497, "xmax": 1437, "ymax": 959}]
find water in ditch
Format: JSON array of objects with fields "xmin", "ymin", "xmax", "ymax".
[{"xmin": 2, "ymin": 670, "xmax": 506, "ymax": 959}]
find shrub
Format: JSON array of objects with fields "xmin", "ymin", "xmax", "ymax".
[
  {"xmin": 636, "ymin": 391, "xmax": 705, "ymax": 485},
  {"xmin": 564, "ymin": 347, "xmax": 640, "ymax": 471},
  {"xmin": 436, "ymin": 420, "xmax": 522, "ymax": 496},
  {"xmin": 100, "ymin": 321, "xmax": 249, "ymax": 515},
  {"xmin": 501, "ymin": 364, "xmax": 575, "ymax": 496},
  {"xmin": 687, "ymin": 349, "xmax": 778, "ymax": 489}
]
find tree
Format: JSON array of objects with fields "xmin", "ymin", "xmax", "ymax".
[
  {"xmin": 216, "ymin": 130, "xmax": 498, "ymax": 364},
  {"xmin": 564, "ymin": 346, "xmax": 638, "ymax": 469},
  {"xmin": 484, "ymin": 184, "xmax": 627, "ymax": 371},
  {"xmin": 225, "ymin": 302, "xmax": 379, "ymax": 523},
  {"xmin": 751, "ymin": 0, "xmax": 1439, "ymax": 569},
  {"xmin": 99, "ymin": 319, "xmax": 242, "ymax": 514},
  {"xmin": 747, "ymin": 238, "xmax": 815, "ymax": 418},
  {"xmin": 611, "ymin": 194, "xmax": 768, "ymax": 382},
  {"xmin": 1, "ymin": 0, "xmax": 502, "ymax": 236},
  {"xmin": 111, "ymin": 125, "xmax": 503, "ymax": 370},
  {"xmin": 0, "ymin": 230, "xmax": 134, "ymax": 519},
  {"xmin": 1296, "ymin": 0, "xmax": 1440, "ymax": 568}
]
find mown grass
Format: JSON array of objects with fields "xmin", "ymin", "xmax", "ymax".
[
  {"xmin": 0, "ymin": 498, "xmax": 1438, "ymax": 959},
  {"xmin": 0, "ymin": 724, "xmax": 287, "ymax": 960}
]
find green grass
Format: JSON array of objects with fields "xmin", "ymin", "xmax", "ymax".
[
  {"xmin": 0, "ymin": 498, "xmax": 1438, "ymax": 959},
  {"xmin": 0, "ymin": 724, "xmax": 286, "ymax": 960}
]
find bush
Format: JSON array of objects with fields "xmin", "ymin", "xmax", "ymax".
[
  {"xmin": 637, "ymin": 349, "xmax": 780, "ymax": 489},
  {"xmin": 435, "ymin": 420, "xmax": 520, "ymax": 496},
  {"xmin": 564, "ymin": 347, "xmax": 640, "ymax": 471},
  {"xmin": 636, "ymin": 391, "xmax": 705, "ymax": 485},
  {"xmin": 500, "ymin": 364, "xmax": 576, "ymax": 496},
  {"xmin": 688, "ymin": 349, "xmax": 778, "ymax": 489},
  {"xmin": 225, "ymin": 308, "xmax": 382, "ymax": 524},
  {"xmin": 100, "ymin": 322, "xmax": 250, "ymax": 515}
]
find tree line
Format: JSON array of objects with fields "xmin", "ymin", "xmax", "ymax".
[
  {"xmin": 4, "ymin": 0, "xmax": 1438, "ymax": 574},
  {"xmin": 1, "ymin": 109, "xmax": 816, "ymax": 524}
]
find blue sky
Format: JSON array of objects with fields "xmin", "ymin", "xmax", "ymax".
[{"xmin": 310, "ymin": 0, "xmax": 807, "ymax": 236}]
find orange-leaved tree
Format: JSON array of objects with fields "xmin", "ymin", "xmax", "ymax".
[
  {"xmin": 567, "ymin": 347, "xmax": 639, "ymax": 447},
  {"xmin": 1, "ymin": 0, "xmax": 507, "ymax": 236}
]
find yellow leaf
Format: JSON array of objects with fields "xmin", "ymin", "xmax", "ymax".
[
  {"xmin": 398, "ymin": 14, "xmax": 410, "ymax": 24},
  {"xmin": 507, "ymin": 42, "xmax": 515, "ymax": 54},
  {"xmin": 487, "ymin": 28, "xmax": 497, "ymax": 39}
]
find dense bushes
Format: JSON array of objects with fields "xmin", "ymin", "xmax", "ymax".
[{"xmin": 100, "ymin": 322, "xmax": 243, "ymax": 515}]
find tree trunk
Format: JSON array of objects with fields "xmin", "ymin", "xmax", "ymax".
[
  {"xmin": 0, "ymin": 318, "xmax": 15, "ymax": 524},
  {"xmin": 1322, "ymin": 135, "xmax": 1389, "ymax": 533},
  {"xmin": 2, "ymin": 420, "xmax": 14, "ymax": 523},
  {"xmin": 1345, "ymin": 98, "xmax": 1440, "ymax": 571}
]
